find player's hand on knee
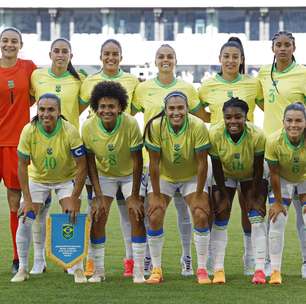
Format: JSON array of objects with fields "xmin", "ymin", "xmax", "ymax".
[
  {"xmin": 128, "ymin": 195, "xmax": 144, "ymax": 222},
  {"xmin": 148, "ymin": 193, "xmax": 166, "ymax": 217},
  {"xmin": 269, "ymin": 202, "xmax": 287, "ymax": 223},
  {"xmin": 22, "ymin": 201, "xmax": 35, "ymax": 223}
]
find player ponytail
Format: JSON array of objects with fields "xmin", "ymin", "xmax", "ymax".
[
  {"xmin": 270, "ymin": 31, "xmax": 295, "ymax": 94},
  {"xmin": 50, "ymin": 38, "xmax": 80, "ymax": 81}
]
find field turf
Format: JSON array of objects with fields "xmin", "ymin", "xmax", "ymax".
[{"xmin": 0, "ymin": 184, "xmax": 305, "ymax": 304}]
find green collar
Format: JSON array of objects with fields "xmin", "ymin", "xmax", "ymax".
[
  {"xmin": 272, "ymin": 61, "xmax": 296, "ymax": 74},
  {"xmin": 100, "ymin": 69, "xmax": 123, "ymax": 80},
  {"xmin": 37, "ymin": 119, "xmax": 62, "ymax": 138},
  {"xmin": 216, "ymin": 73, "xmax": 242, "ymax": 84},
  {"xmin": 154, "ymin": 76, "xmax": 177, "ymax": 88},
  {"xmin": 98, "ymin": 114, "xmax": 122, "ymax": 135},
  {"xmin": 166, "ymin": 116, "xmax": 188, "ymax": 136},
  {"xmin": 283, "ymin": 130, "xmax": 304, "ymax": 150},
  {"xmin": 224, "ymin": 127, "xmax": 247, "ymax": 145},
  {"xmin": 48, "ymin": 68, "xmax": 70, "ymax": 78}
]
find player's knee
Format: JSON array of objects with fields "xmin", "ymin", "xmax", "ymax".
[
  {"xmin": 193, "ymin": 207, "xmax": 208, "ymax": 227},
  {"xmin": 149, "ymin": 209, "xmax": 164, "ymax": 229}
]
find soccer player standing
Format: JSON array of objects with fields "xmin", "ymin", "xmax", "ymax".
[
  {"xmin": 258, "ymin": 31, "xmax": 306, "ymax": 278},
  {"xmin": 0, "ymin": 27, "xmax": 36, "ymax": 273}
]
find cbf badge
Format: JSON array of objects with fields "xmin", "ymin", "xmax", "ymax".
[{"xmin": 46, "ymin": 213, "xmax": 90, "ymax": 269}]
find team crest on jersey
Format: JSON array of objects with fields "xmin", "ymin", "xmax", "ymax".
[
  {"xmin": 174, "ymin": 144, "xmax": 181, "ymax": 151},
  {"xmin": 55, "ymin": 85, "xmax": 61, "ymax": 93},
  {"xmin": 107, "ymin": 144, "xmax": 115, "ymax": 151},
  {"xmin": 62, "ymin": 224, "xmax": 74, "ymax": 240},
  {"xmin": 233, "ymin": 153, "xmax": 240, "ymax": 159},
  {"xmin": 293, "ymin": 156, "xmax": 299, "ymax": 163},
  {"xmin": 227, "ymin": 90, "xmax": 233, "ymax": 98},
  {"xmin": 47, "ymin": 147, "xmax": 53, "ymax": 155}
]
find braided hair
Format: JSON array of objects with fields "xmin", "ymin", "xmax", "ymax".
[{"xmin": 270, "ymin": 31, "xmax": 295, "ymax": 94}]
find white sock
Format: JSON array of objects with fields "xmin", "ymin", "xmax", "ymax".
[
  {"xmin": 91, "ymin": 242, "xmax": 105, "ymax": 275},
  {"xmin": 71, "ymin": 260, "xmax": 84, "ymax": 272},
  {"xmin": 148, "ymin": 229, "xmax": 164, "ymax": 268},
  {"xmin": 132, "ymin": 242, "xmax": 146, "ymax": 277},
  {"xmin": 248, "ymin": 211, "xmax": 267, "ymax": 271},
  {"xmin": 117, "ymin": 201, "xmax": 133, "ymax": 259},
  {"xmin": 17, "ymin": 215, "xmax": 35, "ymax": 271},
  {"xmin": 211, "ymin": 222, "xmax": 228, "ymax": 271},
  {"xmin": 173, "ymin": 193, "xmax": 192, "ymax": 258},
  {"xmin": 243, "ymin": 232, "xmax": 253, "ymax": 262},
  {"xmin": 32, "ymin": 205, "xmax": 49, "ymax": 267},
  {"xmin": 194, "ymin": 229, "xmax": 210, "ymax": 269},
  {"xmin": 293, "ymin": 197, "xmax": 306, "ymax": 262},
  {"xmin": 269, "ymin": 213, "xmax": 287, "ymax": 272},
  {"xmin": 265, "ymin": 219, "xmax": 271, "ymax": 263},
  {"xmin": 143, "ymin": 197, "xmax": 151, "ymax": 259}
]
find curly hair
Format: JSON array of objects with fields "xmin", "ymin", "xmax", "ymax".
[
  {"xmin": 222, "ymin": 97, "xmax": 249, "ymax": 116},
  {"xmin": 90, "ymin": 81, "xmax": 128, "ymax": 113}
]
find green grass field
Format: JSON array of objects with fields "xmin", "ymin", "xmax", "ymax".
[{"xmin": 0, "ymin": 184, "xmax": 305, "ymax": 304}]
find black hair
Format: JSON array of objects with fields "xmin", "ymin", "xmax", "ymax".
[
  {"xmin": 100, "ymin": 39, "xmax": 122, "ymax": 55},
  {"xmin": 222, "ymin": 97, "xmax": 249, "ymax": 116},
  {"xmin": 0, "ymin": 27, "xmax": 23, "ymax": 43},
  {"xmin": 155, "ymin": 44, "xmax": 177, "ymax": 59},
  {"xmin": 50, "ymin": 38, "xmax": 80, "ymax": 80},
  {"xmin": 144, "ymin": 91, "xmax": 188, "ymax": 143},
  {"xmin": 283, "ymin": 102, "xmax": 306, "ymax": 120},
  {"xmin": 270, "ymin": 31, "xmax": 296, "ymax": 94},
  {"xmin": 90, "ymin": 81, "xmax": 128, "ymax": 113},
  {"xmin": 219, "ymin": 37, "xmax": 245, "ymax": 74},
  {"xmin": 31, "ymin": 93, "xmax": 66, "ymax": 124}
]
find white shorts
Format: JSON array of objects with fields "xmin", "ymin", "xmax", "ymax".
[
  {"xmin": 269, "ymin": 177, "xmax": 306, "ymax": 200},
  {"xmin": 97, "ymin": 175, "xmax": 145, "ymax": 199},
  {"xmin": 85, "ymin": 176, "xmax": 92, "ymax": 186},
  {"xmin": 22, "ymin": 180, "xmax": 74, "ymax": 205},
  {"xmin": 147, "ymin": 176, "xmax": 208, "ymax": 198}
]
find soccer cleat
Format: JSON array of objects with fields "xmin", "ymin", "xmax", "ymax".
[
  {"xmin": 144, "ymin": 257, "xmax": 152, "ymax": 276},
  {"xmin": 145, "ymin": 267, "xmax": 163, "ymax": 284},
  {"xmin": 11, "ymin": 259, "xmax": 19, "ymax": 275},
  {"xmin": 252, "ymin": 270, "xmax": 266, "ymax": 284},
  {"xmin": 212, "ymin": 269, "xmax": 226, "ymax": 284},
  {"xmin": 243, "ymin": 255, "xmax": 255, "ymax": 276},
  {"xmin": 66, "ymin": 267, "xmax": 74, "ymax": 275},
  {"xmin": 11, "ymin": 269, "xmax": 29, "ymax": 282},
  {"xmin": 30, "ymin": 262, "xmax": 47, "ymax": 275},
  {"xmin": 88, "ymin": 270, "xmax": 105, "ymax": 283},
  {"xmin": 123, "ymin": 259, "xmax": 134, "ymax": 277},
  {"xmin": 196, "ymin": 268, "xmax": 211, "ymax": 284},
  {"xmin": 269, "ymin": 270, "xmax": 282, "ymax": 284},
  {"xmin": 181, "ymin": 256, "xmax": 194, "ymax": 276},
  {"xmin": 84, "ymin": 259, "xmax": 95, "ymax": 277},
  {"xmin": 133, "ymin": 274, "xmax": 146, "ymax": 284},
  {"xmin": 74, "ymin": 269, "xmax": 87, "ymax": 283},
  {"xmin": 301, "ymin": 262, "xmax": 306, "ymax": 279},
  {"xmin": 206, "ymin": 255, "xmax": 214, "ymax": 276}
]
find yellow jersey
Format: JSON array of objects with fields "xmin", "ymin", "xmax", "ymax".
[
  {"xmin": 18, "ymin": 119, "xmax": 85, "ymax": 183},
  {"xmin": 145, "ymin": 114, "xmax": 210, "ymax": 183},
  {"xmin": 199, "ymin": 73, "xmax": 263, "ymax": 125},
  {"xmin": 31, "ymin": 68, "xmax": 85, "ymax": 129},
  {"xmin": 265, "ymin": 129, "xmax": 306, "ymax": 183},
  {"xmin": 209, "ymin": 122, "xmax": 265, "ymax": 180},
  {"xmin": 80, "ymin": 70, "xmax": 139, "ymax": 114},
  {"xmin": 82, "ymin": 112, "xmax": 143, "ymax": 177},
  {"xmin": 258, "ymin": 62, "xmax": 306, "ymax": 136}
]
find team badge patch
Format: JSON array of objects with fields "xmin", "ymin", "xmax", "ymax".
[
  {"xmin": 174, "ymin": 144, "xmax": 181, "ymax": 151},
  {"xmin": 47, "ymin": 147, "xmax": 53, "ymax": 155},
  {"xmin": 234, "ymin": 153, "xmax": 240, "ymax": 159},
  {"xmin": 107, "ymin": 144, "xmax": 115, "ymax": 151},
  {"xmin": 55, "ymin": 84, "xmax": 61, "ymax": 93},
  {"xmin": 62, "ymin": 224, "xmax": 74, "ymax": 240}
]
